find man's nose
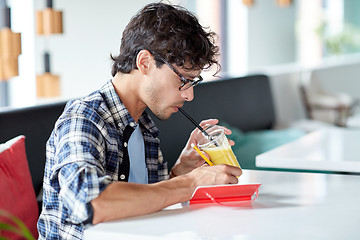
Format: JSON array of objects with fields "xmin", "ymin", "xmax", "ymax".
[{"xmin": 182, "ymin": 86, "xmax": 194, "ymax": 102}]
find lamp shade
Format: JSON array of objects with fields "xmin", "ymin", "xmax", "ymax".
[
  {"xmin": 36, "ymin": 8, "xmax": 63, "ymax": 35},
  {"xmin": 0, "ymin": 28, "xmax": 21, "ymax": 80},
  {"xmin": 0, "ymin": 4, "xmax": 21, "ymax": 80}
]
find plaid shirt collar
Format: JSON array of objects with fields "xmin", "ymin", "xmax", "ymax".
[{"xmin": 100, "ymin": 80, "xmax": 159, "ymax": 138}]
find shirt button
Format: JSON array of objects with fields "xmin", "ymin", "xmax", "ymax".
[
  {"xmin": 124, "ymin": 142, "xmax": 127, "ymax": 147},
  {"xmin": 130, "ymin": 122, "xmax": 136, "ymax": 127},
  {"xmin": 120, "ymin": 174, "xmax": 125, "ymax": 180}
]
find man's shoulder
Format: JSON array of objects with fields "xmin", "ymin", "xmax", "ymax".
[
  {"xmin": 58, "ymin": 90, "xmax": 111, "ymax": 126},
  {"xmin": 65, "ymin": 96, "xmax": 102, "ymax": 116}
]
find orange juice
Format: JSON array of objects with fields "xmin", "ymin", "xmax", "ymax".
[{"xmin": 203, "ymin": 145, "xmax": 241, "ymax": 168}]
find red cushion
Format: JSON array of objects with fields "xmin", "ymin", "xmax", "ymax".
[{"xmin": 0, "ymin": 136, "xmax": 39, "ymax": 239}]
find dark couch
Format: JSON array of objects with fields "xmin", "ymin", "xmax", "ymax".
[{"xmin": 148, "ymin": 74, "xmax": 281, "ymax": 170}]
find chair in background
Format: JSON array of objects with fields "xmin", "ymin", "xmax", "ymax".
[
  {"xmin": 0, "ymin": 136, "xmax": 39, "ymax": 239},
  {"xmin": 300, "ymin": 71, "xmax": 359, "ymax": 127},
  {"xmin": 0, "ymin": 101, "xmax": 67, "ymax": 212}
]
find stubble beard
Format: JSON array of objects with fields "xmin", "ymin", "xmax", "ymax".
[
  {"xmin": 145, "ymin": 86, "xmax": 172, "ymax": 121},
  {"xmin": 151, "ymin": 106, "xmax": 172, "ymax": 121}
]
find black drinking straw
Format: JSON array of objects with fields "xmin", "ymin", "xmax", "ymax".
[{"xmin": 178, "ymin": 108, "xmax": 213, "ymax": 141}]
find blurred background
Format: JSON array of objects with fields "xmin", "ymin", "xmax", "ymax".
[{"xmin": 1, "ymin": 0, "xmax": 360, "ymax": 126}]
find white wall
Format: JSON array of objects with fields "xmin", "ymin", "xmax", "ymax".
[
  {"xmin": 247, "ymin": 0, "xmax": 297, "ymax": 70},
  {"xmin": 7, "ymin": 0, "xmax": 36, "ymax": 107},
  {"xmin": 310, "ymin": 55, "xmax": 360, "ymax": 99},
  {"xmin": 226, "ymin": 0, "xmax": 297, "ymax": 76},
  {"xmin": 34, "ymin": 0, "xmax": 157, "ymax": 100}
]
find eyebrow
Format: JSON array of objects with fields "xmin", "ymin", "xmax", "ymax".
[
  {"xmin": 182, "ymin": 68, "xmax": 202, "ymax": 80},
  {"xmin": 185, "ymin": 74, "xmax": 197, "ymax": 79},
  {"xmin": 178, "ymin": 70, "xmax": 198, "ymax": 80},
  {"xmin": 169, "ymin": 61, "xmax": 199, "ymax": 80}
]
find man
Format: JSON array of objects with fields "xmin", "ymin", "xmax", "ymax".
[{"xmin": 37, "ymin": 3, "xmax": 242, "ymax": 239}]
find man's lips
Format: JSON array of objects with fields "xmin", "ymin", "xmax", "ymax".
[{"xmin": 173, "ymin": 105, "xmax": 183, "ymax": 112}]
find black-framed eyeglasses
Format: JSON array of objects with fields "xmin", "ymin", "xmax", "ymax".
[{"xmin": 152, "ymin": 52, "xmax": 203, "ymax": 91}]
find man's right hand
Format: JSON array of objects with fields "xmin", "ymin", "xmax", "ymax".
[{"xmin": 186, "ymin": 164, "xmax": 242, "ymax": 187}]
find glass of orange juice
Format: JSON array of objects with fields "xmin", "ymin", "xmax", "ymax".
[{"xmin": 196, "ymin": 125, "xmax": 241, "ymax": 169}]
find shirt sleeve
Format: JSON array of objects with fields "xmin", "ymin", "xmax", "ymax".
[
  {"xmin": 158, "ymin": 149, "xmax": 169, "ymax": 181},
  {"xmin": 51, "ymin": 115, "xmax": 111, "ymax": 224}
]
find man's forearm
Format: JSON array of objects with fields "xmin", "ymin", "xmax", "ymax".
[
  {"xmin": 91, "ymin": 174, "xmax": 194, "ymax": 224},
  {"xmin": 91, "ymin": 164, "xmax": 241, "ymax": 225}
]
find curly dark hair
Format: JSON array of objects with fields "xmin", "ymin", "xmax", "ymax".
[{"xmin": 110, "ymin": 2, "xmax": 220, "ymax": 77}]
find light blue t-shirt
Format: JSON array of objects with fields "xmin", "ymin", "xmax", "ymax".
[{"xmin": 128, "ymin": 123, "xmax": 148, "ymax": 184}]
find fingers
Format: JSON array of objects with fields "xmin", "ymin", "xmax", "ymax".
[
  {"xmin": 199, "ymin": 119, "xmax": 219, "ymax": 128},
  {"xmin": 225, "ymin": 164, "xmax": 243, "ymax": 178},
  {"xmin": 214, "ymin": 164, "xmax": 242, "ymax": 180},
  {"xmin": 190, "ymin": 164, "xmax": 242, "ymax": 186},
  {"xmin": 228, "ymin": 138, "xmax": 235, "ymax": 146},
  {"xmin": 215, "ymin": 125, "xmax": 235, "ymax": 146},
  {"xmin": 189, "ymin": 120, "xmax": 217, "ymax": 144},
  {"xmin": 198, "ymin": 120, "xmax": 233, "ymax": 138},
  {"xmin": 192, "ymin": 119, "xmax": 235, "ymax": 137},
  {"xmin": 227, "ymin": 175, "xmax": 239, "ymax": 184},
  {"xmin": 223, "ymin": 127, "xmax": 232, "ymax": 135}
]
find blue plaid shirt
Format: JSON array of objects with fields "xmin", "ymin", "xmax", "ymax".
[{"xmin": 37, "ymin": 80, "xmax": 168, "ymax": 239}]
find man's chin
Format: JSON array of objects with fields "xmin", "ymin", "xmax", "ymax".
[
  {"xmin": 147, "ymin": 106, "xmax": 178, "ymax": 121},
  {"xmin": 151, "ymin": 110, "xmax": 174, "ymax": 121},
  {"xmin": 154, "ymin": 113, "xmax": 172, "ymax": 121}
]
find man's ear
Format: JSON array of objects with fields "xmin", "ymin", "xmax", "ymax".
[{"xmin": 136, "ymin": 50, "xmax": 153, "ymax": 75}]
